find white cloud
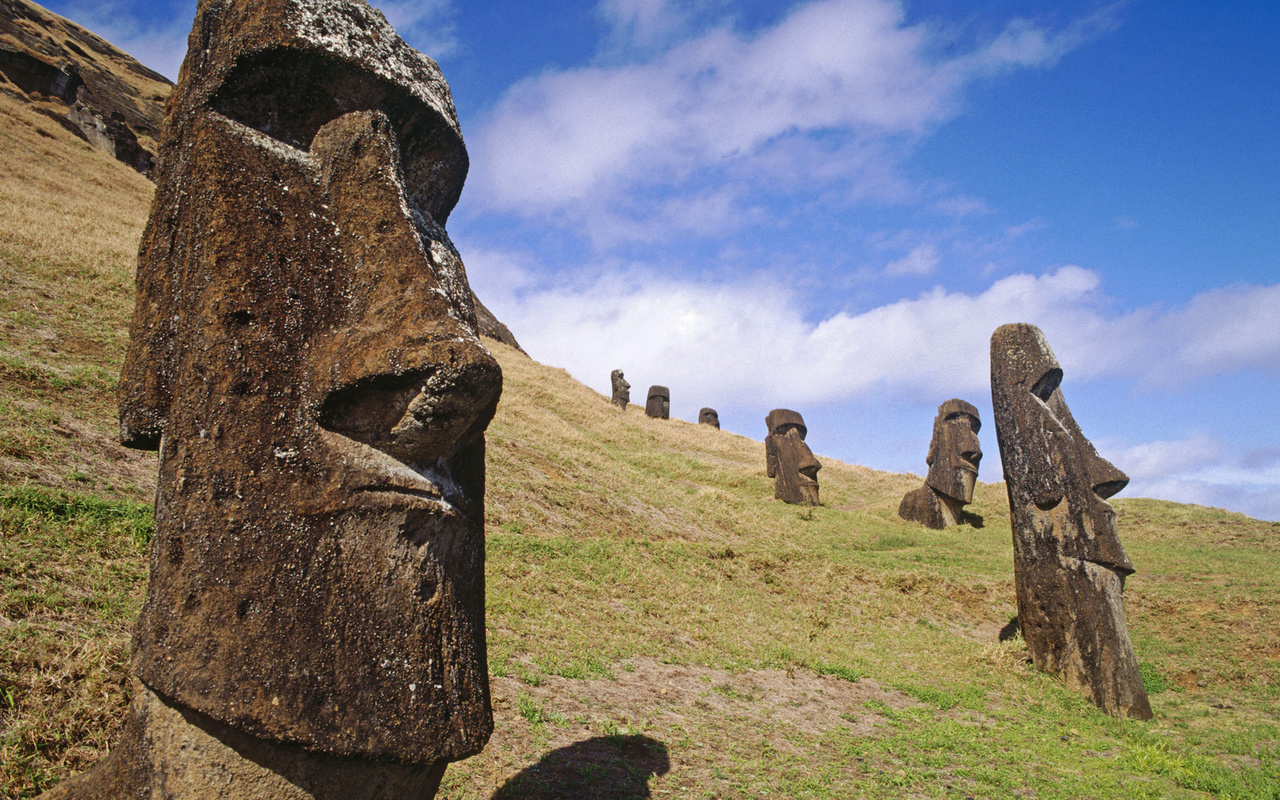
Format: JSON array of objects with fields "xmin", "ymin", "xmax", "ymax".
[
  {"xmin": 377, "ymin": 0, "xmax": 459, "ymax": 61},
  {"xmin": 884, "ymin": 243, "xmax": 940, "ymax": 277},
  {"xmin": 468, "ymin": 0, "xmax": 1113, "ymax": 233},
  {"xmin": 1104, "ymin": 436, "xmax": 1225, "ymax": 482},
  {"xmin": 467, "ymin": 251, "xmax": 1280, "ymax": 412}
]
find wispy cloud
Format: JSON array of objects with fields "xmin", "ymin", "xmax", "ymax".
[
  {"xmin": 468, "ymin": 0, "xmax": 1117, "ymax": 241},
  {"xmin": 52, "ymin": 0, "xmax": 195, "ymax": 80},
  {"xmin": 885, "ymin": 243, "xmax": 940, "ymax": 277},
  {"xmin": 377, "ymin": 0, "xmax": 459, "ymax": 61}
]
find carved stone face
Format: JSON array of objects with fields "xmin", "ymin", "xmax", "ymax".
[
  {"xmin": 611, "ymin": 369, "xmax": 630, "ymax": 409},
  {"xmin": 698, "ymin": 408, "xmax": 719, "ymax": 428},
  {"xmin": 990, "ymin": 323, "xmax": 1150, "ymax": 719},
  {"xmin": 646, "ymin": 385, "xmax": 670, "ymax": 419},
  {"xmin": 925, "ymin": 399, "xmax": 982, "ymax": 504},
  {"xmin": 117, "ymin": 0, "xmax": 500, "ymax": 763},
  {"xmin": 765, "ymin": 409, "xmax": 820, "ymax": 505}
]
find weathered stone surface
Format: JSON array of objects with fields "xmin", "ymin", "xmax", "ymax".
[
  {"xmin": 46, "ymin": 0, "xmax": 501, "ymax": 795},
  {"xmin": 699, "ymin": 408, "xmax": 719, "ymax": 428},
  {"xmin": 646, "ymin": 385, "xmax": 669, "ymax": 419},
  {"xmin": 765, "ymin": 409, "xmax": 820, "ymax": 505},
  {"xmin": 990, "ymin": 323, "xmax": 1150, "ymax": 720},
  {"xmin": 898, "ymin": 399, "xmax": 982, "ymax": 529},
  {"xmin": 611, "ymin": 369, "xmax": 630, "ymax": 409},
  {"xmin": 43, "ymin": 681, "xmax": 446, "ymax": 800}
]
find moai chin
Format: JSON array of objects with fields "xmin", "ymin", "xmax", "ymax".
[
  {"xmin": 898, "ymin": 399, "xmax": 983, "ymax": 528},
  {"xmin": 611, "ymin": 369, "xmax": 630, "ymax": 409},
  {"xmin": 699, "ymin": 408, "xmax": 720, "ymax": 428},
  {"xmin": 47, "ymin": 1, "xmax": 502, "ymax": 796},
  {"xmin": 765, "ymin": 409, "xmax": 820, "ymax": 505},
  {"xmin": 990, "ymin": 323, "xmax": 1151, "ymax": 720},
  {"xmin": 646, "ymin": 385, "xmax": 670, "ymax": 419}
]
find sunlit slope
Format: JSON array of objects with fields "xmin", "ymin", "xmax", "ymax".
[{"xmin": 2, "ymin": 76, "xmax": 1278, "ymax": 798}]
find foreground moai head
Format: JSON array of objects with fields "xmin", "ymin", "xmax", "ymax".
[
  {"xmin": 990, "ymin": 323, "xmax": 1150, "ymax": 719},
  {"xmin": 611, "ymin": 369, "xmax": 630, "ymax": 409},
  {"xmin": 898, "ymin": 400, "xmax": 983, "ymax": 529},
  {"xmin": 699, "ymin": 407, "xmax": 720, "ymax": 428},
  {"xmin": 646, "ymin": 385, "xmax": 670, "ymax": 419},
  {"xmin": 65, "ymin": 0, "xmax": 502, "ymax": 792},
  {"xmin": 765, "ymin": 409, "xmax": 820, "ymax": 505}
]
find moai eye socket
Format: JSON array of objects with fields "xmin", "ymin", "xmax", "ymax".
[
  {"xmin": 209, "ymin": 48, "xmax": 467, "ymax": 222},
  {"xmin": 1031, "ymin": 368, "xmax": 1062, "ymax": 402}
]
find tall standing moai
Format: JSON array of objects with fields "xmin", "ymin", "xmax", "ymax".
[
  {"xmin": 44, "ymin": 1, "xmax": 503, "ymax": 796},
  {"xmin": 898, "ymin": 399, "xmax": 983, "ymax": 528},
  {"xmin": 990, "ymin": 323, "xmax": 1151, "ymax": 720},
  {"xmin": 699, "ymin": 408, "xmax": 720, "ymax": 428},
  {"xmin": 765, "ymin": 409, "xmax": 821, "ymax": 505},
  {"xmin": 646, "ymin": 385, "xmax": 670, "ymax": 419},
  {"xmin": 611, "ymin": 369, "xmax": 630, "ymax": 409}
]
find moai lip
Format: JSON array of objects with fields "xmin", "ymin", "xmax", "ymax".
[
  {"xmin": 990, "ymin": 323, "xmax": 1151, "ymax": 720},
  {"xmin": 765, "ymin": 409, "xmax": 821, "ymax": 506},
  {"xmin": 898, "ymin": 399, "xmax": 983, "ymax": 529}
]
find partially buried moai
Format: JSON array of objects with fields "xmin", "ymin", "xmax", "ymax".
[
  {"xmin": 898, "ymin": 399, "xmax": 983, "ymax": 529},
  {"xmin": 765, "ymin": 409, "xmax": 821, "ymax": 505},
  {"xmin": 699, "ymin": 408, "xmax": 720, "ymax": 428},
  {"xmin": 646, "ymin": 385, "xmax": 670, "ymax": 419},
  {"xmin": 990, "ymin": 323, "xmax": 1151, "ymax": 720},
  {"xmin": 45, "ymin": 1, "xmax": 502, "ymax": 797},
  {"xmin": 611, "ymin": 369, "xmax": 630, "ymax": 409}
]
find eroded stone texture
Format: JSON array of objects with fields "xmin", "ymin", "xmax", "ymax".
[
  {"xmin": 47, "ymin": 0, "xmax": 501, "ymax": 795},
  {"xmin": 765, "ymin": 409, "xmax": 820, "ymax": 505},
  {"xmin": 646, "ymin": 385, "xmax": 669, "ymax": 419},
  {"xmin": 699, "ymin": 408, "xmax": 719, "ymax": 428},
  {"xmin": 898, "ymin": 399, "xmax": 982, "ymax": 529},
  {"xmin": 611, "ymin": 369, "xmax": 630, "ymax": 409},
  {"xmin": 990, "ymin": 323, "xmax": 1150, "ymax": 720}
]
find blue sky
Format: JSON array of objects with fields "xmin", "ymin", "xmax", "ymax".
[{"xmin": 44, "ymin": 0, "xmax": 1280, "ymax": 520}]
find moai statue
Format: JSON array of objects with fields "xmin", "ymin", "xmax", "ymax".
[
  {"xmin": 45, "ymin": 1, "xmax": 502, "ymax": 797},
  {"xmin": 646, "ymin": 385, "xmax": 670, "ymax": 419},
  {"xmin": 699, "ymin": 408, "xmax": 720, "ymax": 428},
  {"xmin": 898, "ymin": 399, "xmax": 983, "ymax": 528},
  {"xmin": 990, "ymin": 323, "xmax": 1151, "ymax": 720},
  {"xmin": 765, "ymin": 409, "xmax": 820, "ymax": 505},
  {"xmin": 611, "ymin": 369, "xmax": 630, "ymax": 409}
]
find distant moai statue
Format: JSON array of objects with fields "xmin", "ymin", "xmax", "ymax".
[
  {"xmin": 765, "ymin": 409, "xmax": 820, "ymax": 505},
  {"xmin": 699, "ymin": 408, "xmax": 720, "ymax": 428},
  {"xmin": 646, "ymin": 385, "xmax": 670, "ymax": 419},
  {"xmin": 44, "ymin": 1, "xmax": 501, "ymax": 796},
  {"xmin": 611, "ymin": 369, "xmax": 630, "ymax": 409},
  {"xmin": 990, "ymin": 323, "xmax": 1151, "ymax": 720},
  {"xmin": 898, "ymin": 399, "xmax": 983, "ymax": 528}
]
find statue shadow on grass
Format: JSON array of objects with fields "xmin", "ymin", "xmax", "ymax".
[
  {"xmin": 491, "ymin": 735, "xmax": 670, "ymax": 800},
  {"xmin": 999, "ymin": 616, "xmax": 1021, "ymax": 642}
]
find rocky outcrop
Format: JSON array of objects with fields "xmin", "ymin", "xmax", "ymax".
[{"xmin": 0, "ymin": 0, "xmax": 171, "ymax": 175}]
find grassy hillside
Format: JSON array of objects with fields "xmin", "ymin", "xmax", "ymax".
[{"xmin": 2, "ymin": 75, "xmax": 1278, "ymax": 799}]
